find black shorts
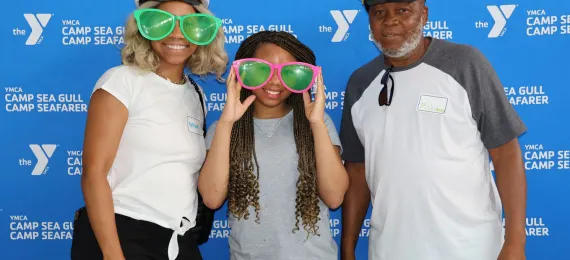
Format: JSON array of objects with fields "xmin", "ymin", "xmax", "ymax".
[{"xmin": 70, "ymin": 207, "xmax": 203, "ymax": 260}]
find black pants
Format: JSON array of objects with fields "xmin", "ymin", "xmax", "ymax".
[{"xmin": 70, "ymin": 207, "xmax": 203, "ymax": 260}]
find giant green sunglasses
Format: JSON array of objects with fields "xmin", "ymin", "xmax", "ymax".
[
  {"xmin": 133, "ymin": 8, "xmax": 222, "ymax": 45},
  {"xmin": 232, "ymin": 59, "xmax": 320, "ymax": 93}
]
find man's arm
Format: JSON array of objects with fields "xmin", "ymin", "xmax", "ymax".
[
  {"xmin": 457, "ymin": 46, "xmax": 528, "ymax": 258},
  {"xmin": 341, "ymin": 162, "xmax": 370, "ymax": 260},
  {"xmin": 337, "ymin": 61, "xmax": 378, "ymax": 260},
  {"xmin": 490, "ymin": 138, "xmax": 527, "ymax": 247}
]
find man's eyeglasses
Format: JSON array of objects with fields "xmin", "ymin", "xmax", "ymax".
[{"xmin": 378, "ymin": 65, "xmax": 395, "ymax": 106}]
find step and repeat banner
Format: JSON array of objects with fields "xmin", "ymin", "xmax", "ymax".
[{"xmin": 1, "ymin": 0, "xmax": 569, "ymax": 259}]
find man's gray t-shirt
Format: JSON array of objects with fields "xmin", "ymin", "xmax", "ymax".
[{"xmin": 205, "ymin": 110, "xmax": 341, "ymax": 260}]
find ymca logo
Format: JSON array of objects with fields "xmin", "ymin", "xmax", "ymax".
[
  {"xmin": 330, "ymin": 10, "xmax": 359, "ymax": 42},
  {"xmin": 29, "ymin": 144, "xmax": 57, "ymax": 175},
  {"xmin": 23, "ymin": 13, "xmax": 52, "ymax": 45},
  {"xmin": 487, "ymin": 5, "xmax": 516, "ymax": 38}
]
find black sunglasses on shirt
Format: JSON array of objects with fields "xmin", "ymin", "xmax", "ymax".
[{"xmin": 378, "ymin": 65, "xmax": 395, "ymax": 106}]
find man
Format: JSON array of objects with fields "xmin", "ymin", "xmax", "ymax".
[{"xmin": 339, "ymin": 0, "xmax": 528, "ymax": 259}]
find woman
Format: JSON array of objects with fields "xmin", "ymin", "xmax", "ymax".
[
  {"xmin": 70, "ymin": 0, "xmax": 227, "ymax": 259},
  {"xmin": 198, "ymin": 31, "xmax": 349, "ymax": 259}
]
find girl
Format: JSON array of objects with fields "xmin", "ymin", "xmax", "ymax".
[
  {"xmin": 198, "ymin": 31, "xmax": 349, "ymax": 259},
  {"xmin": 71, "ymin": 1, "xmax": 227, "ymax": 259}
]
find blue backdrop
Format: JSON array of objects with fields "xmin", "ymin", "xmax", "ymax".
[{"xmin": 2, "ymin": 0, "xmax": 569, "ymax": 259}]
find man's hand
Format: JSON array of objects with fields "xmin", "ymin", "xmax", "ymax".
[
  {"xmin": 490, "ymin": 138, "xmax": 527, "ymax": 260},
  {"xmin": 340, "ymin": 162, "xmax": 369, "ymax": 260}
]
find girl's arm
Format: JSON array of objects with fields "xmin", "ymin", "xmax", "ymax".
[
  {"xmin": 305, "ymin": 70, "xmax": 349, "ymax": 209},
  {"xmin": 198, "ymin": 69, "xmax": 256, "ymax": 209},
  {"xmin": 311, "ymin": 119, "xmax": 349, "ymax": 209},
  {"xmin": 198, "ymin": 122, "xmax": 233, "ymax": 209}
]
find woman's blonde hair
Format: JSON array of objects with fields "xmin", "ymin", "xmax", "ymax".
[{"xmin": 121, "ymin": 1, "xmax": 228, "ymax": 82}]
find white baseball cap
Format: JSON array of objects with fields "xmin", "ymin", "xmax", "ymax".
[{"xmin": 135, "ymin": 0, "xmax": 209, "ymax": 8}]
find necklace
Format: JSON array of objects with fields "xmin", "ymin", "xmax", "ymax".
[
  {"xmin": 254, "ymin": 117, "xmax": 284, "ymax": 138},
  {"xmin": 155, "ymin": 71, "xmax": 187, "ymax": 85}
]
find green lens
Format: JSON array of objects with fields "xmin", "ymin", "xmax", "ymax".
[
  {"xmin": 182, "ymin": 15, "xmax": 218, "ymax": 44},
  {"xmin": 139, "ymin": 10, "xmax": 174, "ymax": 40},
  {"xmin": 281, "ymin": 65, "xmax": 314, "ymax": 91},
  {"xmin": 239, "ymin": 61, "xmax": 271, "ymax": 87}
]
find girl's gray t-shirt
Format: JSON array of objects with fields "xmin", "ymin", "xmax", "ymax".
[{"xmin": 205, "ymin": 110, "xmax": 342, "ymax": 260}]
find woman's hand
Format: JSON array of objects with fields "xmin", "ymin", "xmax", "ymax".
[
  {"xmin": 219, "ymin": 68, "xmax": 256, "ymax": 124},
  {"xmin": 103, "ymin": 254, "xmax": 126, "ymax": 260},
  {"xmin": 303, "ymin": 68, "xmax": 326, "ymax": 124}
]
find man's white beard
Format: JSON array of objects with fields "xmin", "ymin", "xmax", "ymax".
[{"xmin": 374, "ymin": 21, "xmax": 424, "ymax": 59}]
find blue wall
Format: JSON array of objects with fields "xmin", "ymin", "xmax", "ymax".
[{"xmin": 1, "ymin": 0, "xmax": 569, "ymax": 259}]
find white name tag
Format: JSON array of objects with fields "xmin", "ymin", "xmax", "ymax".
[
  {"xmin": 187, "ymin": 116, "xmax": 203, "ymax": 135},
  {"xmin": 416, "ymin": 94, "xmax": 448, "ymax": 114}
]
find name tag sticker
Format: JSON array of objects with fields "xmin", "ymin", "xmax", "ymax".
[
  {"xmin": 416, "ymin": 94, "xmax": 448, "ymax": 114},
  {"xmin": 187, "ymin": 116, "xmax": 203, "ymax": 135}
]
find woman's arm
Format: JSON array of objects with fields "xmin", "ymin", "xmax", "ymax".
[
  {"xmin": 198, "ymin": 122, "xmax": 233, "ymax": 209},
  {"xmin": 311, "ymin": 121, "xmax": 348, "ymax": 209},
  {"xmin": 81, "ymin": 89, "xmax": 127, "ymax": 260}
]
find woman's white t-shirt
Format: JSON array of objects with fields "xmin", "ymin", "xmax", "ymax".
[{"xmin": 92, "ymin": 65, "xmax": 207, "ymax": 259}]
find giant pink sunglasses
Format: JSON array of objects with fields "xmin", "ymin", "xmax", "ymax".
[{"xmin": 231, "ymin": 58, "xmax": 320, "ymax": 93}]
